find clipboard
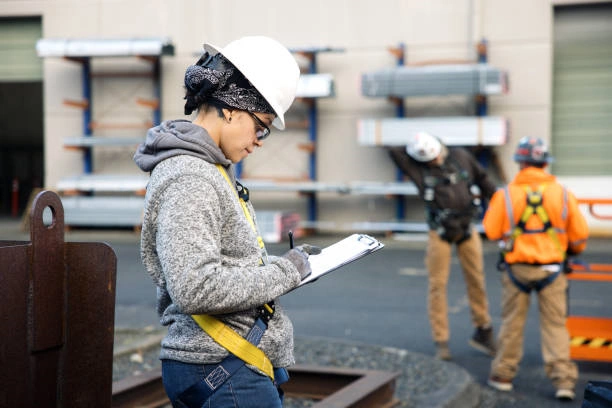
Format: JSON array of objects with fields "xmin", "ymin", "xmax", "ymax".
[{"xmin": 297, "ymin": 233, "xmax": 384, "ymax": 287}]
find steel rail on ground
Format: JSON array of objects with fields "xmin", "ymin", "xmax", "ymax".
[{"xmin": 111, "ymin": 364, "xmax": 400, "ymax": 408}]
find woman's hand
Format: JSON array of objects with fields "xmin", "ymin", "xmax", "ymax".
[{"xmin": 281, "ymin": 244, "xmax": 321, "ymax": 280}]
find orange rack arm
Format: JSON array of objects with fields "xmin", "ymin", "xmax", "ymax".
[
  {"xmin": 577, "ymin": 198, "xmax": 612, "ymax": 220},
  {"xmin": 567, "ymin": 272, "xmax": 612, "ymax": 282},
  {"xmin": 63, "ymin": 99, "xmax": 89, "ymax": 109},
  {"xmin": 136, "ymin": 98, "xmax": 160, "ymax": 109},
  {"xmin": 567, "ymin": 261, "xmax": 612, "ymax": 282}
]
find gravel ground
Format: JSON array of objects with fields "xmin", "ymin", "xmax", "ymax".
[{"xmin": 112, "ymin": 328, "xmax": 521, "ymax": 407}]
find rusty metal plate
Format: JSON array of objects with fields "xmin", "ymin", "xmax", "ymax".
[
  {"xmin": 0, "ymin": 190, "xmax": 117, "ymax": 408},
  {"xmin": 0, "ymin": 243, "xmax": 31, "ymax": 405},
  {"xmin": 61, "ymin": 241, "xmax": 117, "ymax": 407}
]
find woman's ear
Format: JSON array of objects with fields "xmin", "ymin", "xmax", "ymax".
[{"xmin": 222, "ymin": 108, "xmax": 233, "ymax": 123}]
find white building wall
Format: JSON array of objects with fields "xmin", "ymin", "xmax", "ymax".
[{"xmin": 1, "ymin": 0, "xmax": 609, "ymax": 233}]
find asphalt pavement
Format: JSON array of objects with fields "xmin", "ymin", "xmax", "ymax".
[{"xmin": 2, "ymin": 217, "xmax": 611, "ymax": 407}]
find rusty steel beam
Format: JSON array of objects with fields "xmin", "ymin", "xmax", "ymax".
[
  {"xmin": 111, "ymin": 370, "xmax": 168, "ymax": 408},
  {"xmin": 285, "ymin": 364, "xmax": 400, "ymax": 408},
  {"xmin": 112, "ymin": 364, "xmax": 400, "ymax": 408}
]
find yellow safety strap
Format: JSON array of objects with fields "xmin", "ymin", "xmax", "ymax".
[
  {"xmin": 534, "ymin": 205, "xmax": 564, "ymax": 256},
  {"xmin": 190, "ymin": 164, "xmax": 274, "ymax": 380},
  {"xmin": 215, "ymin": 164, "xmax": 265, "ymax": 250},
  {"xmin": 191, "ymin": 314, "xmax": 274, "ymax": 379},
  {"xmin": 506, "ymin": 185, "xmax": 564, "ymax": 259}
]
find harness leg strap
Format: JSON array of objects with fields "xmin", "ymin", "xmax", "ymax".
[
  {"xmin": 506, "ymin": 268, "xmax": 532, "ymax": 294},
  {"xmin": 506, "ymin": 267, "xmax": 561, "ymax": 294}
]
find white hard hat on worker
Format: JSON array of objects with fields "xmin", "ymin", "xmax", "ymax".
[
  {"xmin": 406, "ymin": 131, "xmax": 442, "ymax": 162},
  {"xmin": 204, "ymin": 36, "xmax": 300, "ymax": 130}
]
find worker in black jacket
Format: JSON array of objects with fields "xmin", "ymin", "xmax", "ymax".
[{"xmin": 389, "ymin": 131, "xmax": 498, "ymax": 360}]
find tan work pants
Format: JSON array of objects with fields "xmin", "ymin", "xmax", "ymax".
[
  {"xmin": 425, "ymin": 228, "xmax": 491, "ymax": 343},
  {"xmin": 491, "ymin": 264, "xmax": 577, "ymax": 389}
]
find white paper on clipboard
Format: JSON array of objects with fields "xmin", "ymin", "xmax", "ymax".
[{"xmin": 297, "ymin": 233, "xmax": 384, "ymax": 287}]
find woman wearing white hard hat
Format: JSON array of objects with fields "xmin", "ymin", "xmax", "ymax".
[{"xmin": 134, "ymin": 36, "xmax": 320, "ymax": 407}]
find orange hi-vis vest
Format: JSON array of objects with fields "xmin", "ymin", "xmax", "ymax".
[
  {"xmin": 498, "ymin": 183, "xmax": 569, "ymax": 265},
  {"xmin": 500, "ymin": 184, "xmax": 564, "ymax": 261},
  {"xmin": 484, "ymin": 168, "xmax": 588, "ymax": 266}
]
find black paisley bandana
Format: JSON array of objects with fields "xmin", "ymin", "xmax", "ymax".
[{"xmin": 184, "ymin": 52, "xmax": 274, "ymax": 115}]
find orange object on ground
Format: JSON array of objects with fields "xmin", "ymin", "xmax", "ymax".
[
  {"xmin": 566, "ymin": 198, "xmax": 612, "ymax": 362},
  {"xmin": 567, "ymin": 316, "xmax": 612, "ymax": 363}
]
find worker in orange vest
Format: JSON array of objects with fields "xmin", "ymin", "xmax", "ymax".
[{"xmin": 483, "ymin": 136, "xmax": 589, "ymax": 401}]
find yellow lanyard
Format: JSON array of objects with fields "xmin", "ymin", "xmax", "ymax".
[
  {"xmin": 216, "ymin": 164, "xmax": 266, "ymax": 259},
  {"xmin": 191, "ymin": 314, "xmax": 275, "ymax": 379}
]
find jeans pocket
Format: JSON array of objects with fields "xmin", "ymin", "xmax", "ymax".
[{"xmin": 162, "ymin": 359, "xmax": 207, "ymax": 404}]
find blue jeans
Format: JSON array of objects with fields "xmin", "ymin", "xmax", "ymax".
[{"xmin": 161, "ymin": 359, "xmax": 283, "ymax": 408}]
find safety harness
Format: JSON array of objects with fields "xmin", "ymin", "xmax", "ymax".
[
  {"xmin": 498, "ymin": 184, "xmax": 566, "ymax": 293},
  {"xmin": 422, "ymin": 155, "xmax": 481, "ymax": 243},
  {"xmin": 180, "ymin": 164, "xmax": 288, "ymax": 403}
]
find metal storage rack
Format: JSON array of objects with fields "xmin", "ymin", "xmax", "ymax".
[
  {"xmin": 36, "ymin": 38, "xmax": 175, "ymax": 228},
  {"xmin": 243, "ymin": 47, "xmax": 343, "ymax": 231},
  {"xmin": 358, "ymin": 39, "xmax": 509, "ymax": 232}
]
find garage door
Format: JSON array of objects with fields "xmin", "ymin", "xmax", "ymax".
[
  {"xmin": 552, "ymin": 4, "xmax": 612, "ymax": 176},
  {"xmin": 0, "ymin": 17, "xmax": 42, "ymax": 82}
]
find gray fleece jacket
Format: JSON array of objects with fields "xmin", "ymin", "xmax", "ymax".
[{"xmin": 134, "ymin": 119, "xmax": 301, "ymax": 369}]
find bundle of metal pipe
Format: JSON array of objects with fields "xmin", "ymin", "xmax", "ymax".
[
  {"xmin": 361, "ymin": 64, "xmax": 508, "ymax": 97},
  {"xmin": 36, "ymin": 38, "xmax": 175, "ymax": 57},
  {"xmin": 357, "ymin": 116, "xmax": 508, "ymax": 146}
]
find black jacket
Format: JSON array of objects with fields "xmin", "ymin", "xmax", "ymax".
[{"xmin": 389, "ymin": 145, "xmax": 497, "ymax": 240}]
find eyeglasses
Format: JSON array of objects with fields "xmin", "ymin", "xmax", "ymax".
[{"xmin": 246, "ymin": 111, "xmax": 271, "ymax": 141}]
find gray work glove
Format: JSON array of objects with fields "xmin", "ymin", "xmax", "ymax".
[
  {"xmin": 282, "ymin": 244, "xmax": 322, "ymax": 281},
  {"xmin": 295, "ymin": 244, "xmax": 322, "ymax": 256}
]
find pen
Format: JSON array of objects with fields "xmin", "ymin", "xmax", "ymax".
[{"xmin": 288, "ymin": 230, "xmax": 294, "ymax": 249}]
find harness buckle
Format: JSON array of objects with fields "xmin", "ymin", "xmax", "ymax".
[
  {"xmin": 527, "ymin": 190, "xmax": 542, "ymax": 206},
  {"xmin": 496, "ymin": 251, "xmax": 508, "ymax": 272},
  {"xmin": 257, "ymin": 302, "xmax": 275, "ymax": 325}
]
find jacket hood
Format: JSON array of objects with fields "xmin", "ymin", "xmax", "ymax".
[
  {"xmin": 513, "ymin": 166, "xmax": 556, "ymax": 185},
  {"xmin": 134, "ymin": 119, "xmax": 231, "ymax": 172}
]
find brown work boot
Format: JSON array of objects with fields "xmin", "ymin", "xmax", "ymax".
[
  {"xmin": 469, "ymin": 326, "xmax": 496, "ymax": 356},
  {"xmin": 435, "ymin": 342, "xmax": 452, "ymax": 361}
]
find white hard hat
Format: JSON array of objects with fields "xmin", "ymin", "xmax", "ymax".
[
  {"xmin": 204, "ymin": 36, "xmax": 300, "ymax": 130},
  {"xmin": 406, "ymin": 131, "xmax": 442, "ymax": 162}
]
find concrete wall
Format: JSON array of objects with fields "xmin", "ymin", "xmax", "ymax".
[{"xmin": 1, "ymin": 0, "xmax": 610, "ymax": 232}]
